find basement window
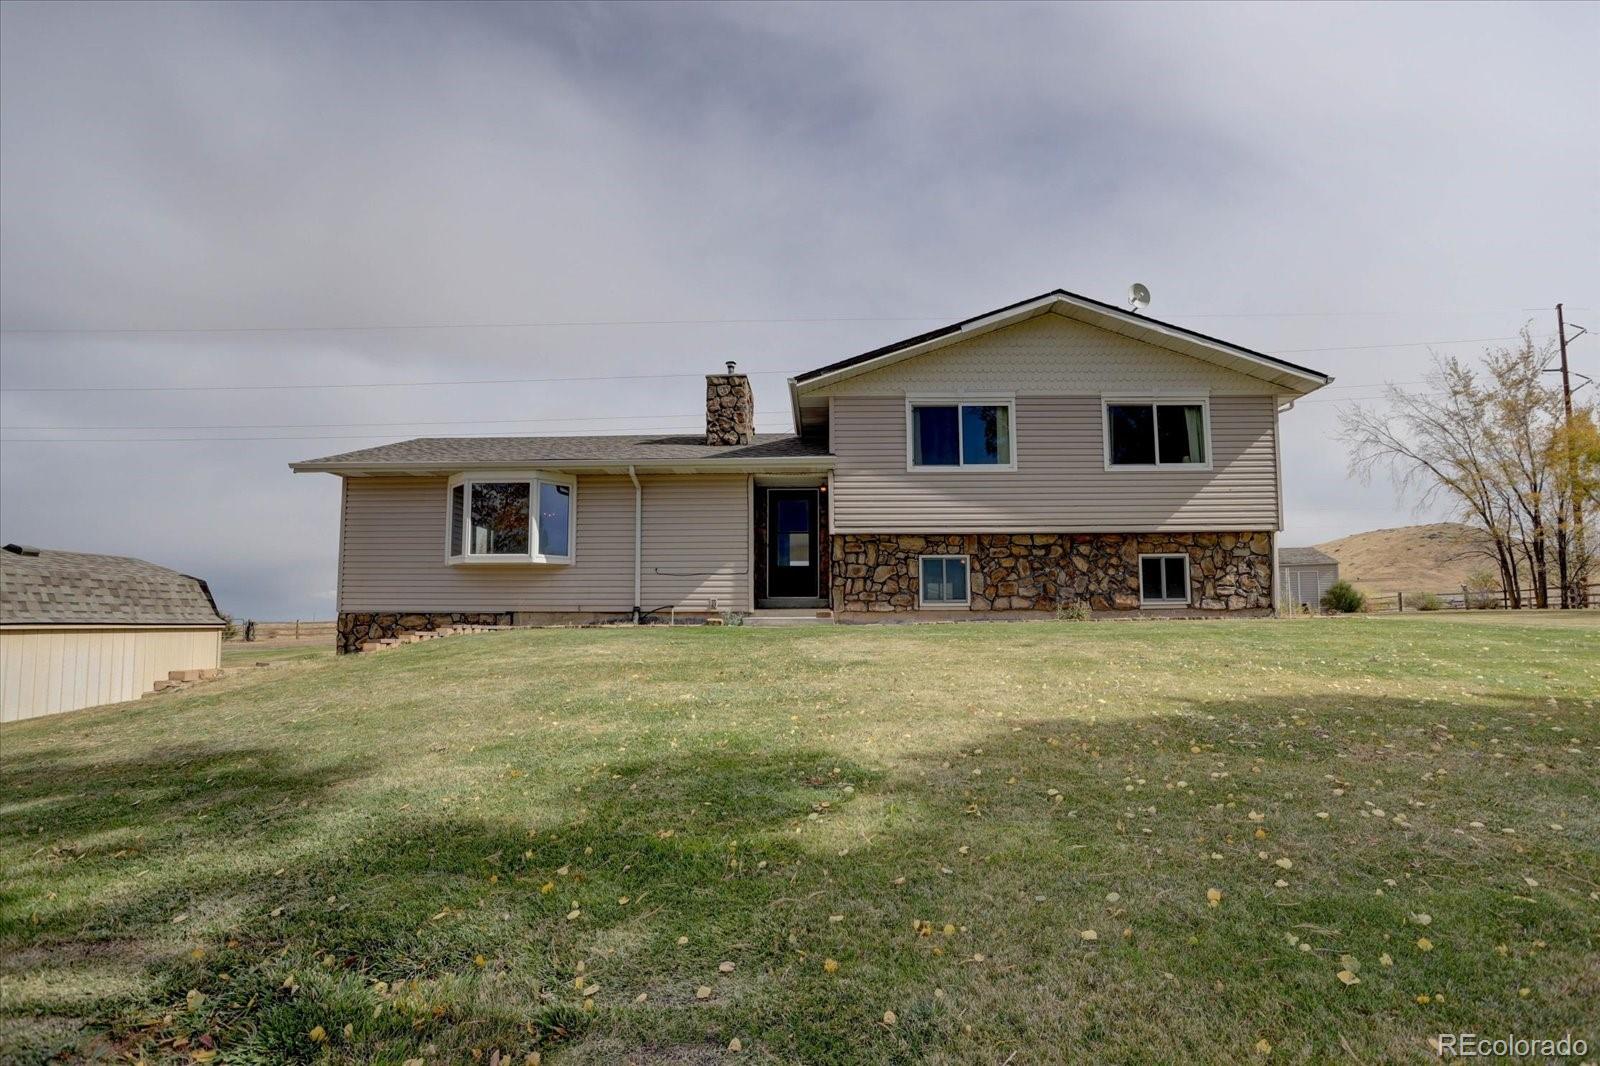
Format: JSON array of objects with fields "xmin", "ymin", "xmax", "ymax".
[
  {"xmin": 446, "ymin": 472, "xmax": 575, "ymax": 564},
  {"xmin": 1139, "ymin": 553, "xmax": 1190, "ymax": 607},
  {"xmin": 919, "ymin": 555, "xmax": 971, "ymax": 608}
]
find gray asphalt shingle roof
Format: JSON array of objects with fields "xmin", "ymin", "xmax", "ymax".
[
  {"xmin": 1, "ymin": 546, "xmax": 225, "ymax": 626},
  {"xmin": 293, "ymin": 433, "xmax": 827, "ymax": 468},
  {"xmin": 1278, "ymin": 546, "xmax": 1339, "ymax": 567}
]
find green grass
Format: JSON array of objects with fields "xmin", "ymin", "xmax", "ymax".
[{"xmin": 3, "ymin": 617, "xmax": 1596, "ymax": 1064}]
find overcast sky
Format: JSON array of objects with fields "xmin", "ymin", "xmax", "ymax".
[{"xmin": 2, "ymin": 1, "xmax": 1596, "ymax": 620}]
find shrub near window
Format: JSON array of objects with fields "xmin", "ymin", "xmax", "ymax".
[{"xmin": 1320, "ymin": 580, "xmax": 1365, "ymax": 614}]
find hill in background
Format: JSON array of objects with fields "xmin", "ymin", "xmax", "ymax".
[{"xmin": 1313, "ymin": 522, "xmax": 1497, "ymax": 594}]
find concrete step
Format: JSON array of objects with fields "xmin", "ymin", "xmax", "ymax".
[{"xmin": 746, "ymin": 609, "xmax": 834, "ymax": 627}]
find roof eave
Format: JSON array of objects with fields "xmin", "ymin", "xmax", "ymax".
[
  {"xmin": 791, "ymin": 289, "xmax": 1334, "ymax": 396},
  {"xmin": 290, "ymin": 454, "xmax": 837, "ymax": 476}
]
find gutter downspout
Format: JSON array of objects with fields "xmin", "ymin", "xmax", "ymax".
[{"xmin": 627, "ymin": 465, "xmax": 642, "ymax": 622}]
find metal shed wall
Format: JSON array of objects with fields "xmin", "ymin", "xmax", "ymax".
[
  {"xmin": 0, "ymin": 627, "xmax": 221, "ymax": 723},
  {"xmin": 1280, "ymin": 563, "xmax": 1340, "ymax": 609}
]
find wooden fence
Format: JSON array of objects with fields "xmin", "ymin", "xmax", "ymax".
[
  {"xmin": 1361, "ymin": 583, "xmax": 1599, "ymax": 613},
  {"xmin": 227, "ymin": 620, "xmax": 337, "ymax": 642}
]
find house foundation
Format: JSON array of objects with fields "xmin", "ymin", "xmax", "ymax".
[{"xmin": 830, "ymin": 532, "xmax": 1274, "ymax": 613}]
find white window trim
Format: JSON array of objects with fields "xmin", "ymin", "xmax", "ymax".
[
  {"xmin": 917, "ymin": 554, "xmax": 973, "ymax": 609},
  {"xmin": 1138, "ymin": 552, "xmax": 1191, "ymax": 608},
  {"xmin": 905, "ymin": 395, "xmax": 1018, "ymax": 472},
  {"xmin": 1102, "ymin": 396, "xmax": 1213, "ymax": 472},
  {"xmin": 445, "ymin": 470, "xmax": 577, "ymax": 565}
]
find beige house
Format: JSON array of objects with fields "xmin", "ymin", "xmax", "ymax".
[
  {"xmin": 0, "ymin": 544, "xmax": 225, "ymax": 722},
  {"xmin": 291, "ymin": 289, "xmax": 1332, "ymax": 650}
]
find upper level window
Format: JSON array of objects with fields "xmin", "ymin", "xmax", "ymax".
[
  {"xmin": 446, "ymin": 472, "xmax": 574, "ymax": 564},
  {"xmin": 908, "ymin": 399, "xmax": 1014, "ymax": 469},
  {"xmin": 1105, "ymin": 400, "xmax": 1208, "ymax": 467}
]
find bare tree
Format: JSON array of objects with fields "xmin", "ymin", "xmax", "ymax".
[
  {"xmin": 1479, "ymin": 332, "xmax": 1561, "ymax": 607},
  {"xmin": 1340, "ymin": 357, "xmax": 1525, "ymax": 604},
  {"xmin": 1340, "ymin": 331, "xmax": 1592, "ymax": 609}
]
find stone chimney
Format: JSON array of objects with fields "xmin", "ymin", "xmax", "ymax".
[{"xmin": 705, "ymin": 360, "xmax": 754, "ymax": 446}]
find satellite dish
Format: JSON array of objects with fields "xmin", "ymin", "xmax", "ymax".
[{"xmin": 1128, "ymin": 283, "xmax": 1151, "ymax": 313}]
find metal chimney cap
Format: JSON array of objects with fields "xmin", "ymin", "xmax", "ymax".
[{"xmin": 725, "ymin": 360, "xmax": 738, "ymax": 374}]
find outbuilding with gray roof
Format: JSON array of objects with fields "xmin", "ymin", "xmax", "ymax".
[{"xmin": 1, "ymin": 544, "xmax": 225, "ymax": 722}]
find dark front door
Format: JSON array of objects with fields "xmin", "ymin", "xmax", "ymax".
[{"xmin": 766, "ymin": 489, "xmax": 819, "ymax": 600}]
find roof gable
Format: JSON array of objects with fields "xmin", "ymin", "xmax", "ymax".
[
  {"xmin": 799, "ymin": 312, "xmax": 1288, "ymax": 398},
  {"xmin": 791, "ymin": 289, "xmax": 1332, "ymax": 396}
]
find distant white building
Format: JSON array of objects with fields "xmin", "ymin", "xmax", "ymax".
[{"xmin": 0, "ymin": 544, "xmax": 225, "ymax": 722}]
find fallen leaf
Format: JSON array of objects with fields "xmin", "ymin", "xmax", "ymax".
[
  {"xmin": 1416, "ymin": 938, "xmax": 1434, "ymax": 952},
  {"xmin": 186, "ymin": 989, "xmax": 205, "ymax": 1012},
  {"xmin": 883, "ymin": 1010, "xmax": 897, "ymax": 1025},
  {"xmin": 718, "ymin": 961, "xmax": 735, "ymax": 973},
  {"xmin": 823, "ymin": 958, "xmax": 840, "ymax": 973},
  {"xmin": 1079, "ymin": 929, "xmax": 1098, "ymax": 941},
  {"xmin": 695, "ymin": 985, "xmax": 712, "ymax": 1000},
  {"xmin": 309, "ymin": 1025, "xmax": 327, "ymax": 1043},
  {"xmin": 1255, "ymin": 1038, "xmax": 1272, "ymax": 1055},
  {"xmin": 1206, "ymin": 888, "xmax": 1223, "ymax": 907},
  {"xmin": 728, "ymin": 1038, "xmax": 742, "ymax": 1052},
  {"xmin": 1336, "ymin": 970, "xmax": 1360, "ymax": 986}
]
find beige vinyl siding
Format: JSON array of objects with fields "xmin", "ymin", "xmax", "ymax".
[
  {"xmin": 1, "ymin": 627, "xmax": 221, "ymax": 723},
  {"xmin": 830, "ymin": 394, "xmax": 1280, "ymax": 532},
  {"xmin": 640, "ymin": 475, "xmax": 750, "ymax": 611},
  {"xmin": 813, "ymin": 312, "xmax": 1278, "ymax": 397},
  {"xmin": 337, "ymin": 473, "xmax": 750, "ymax": 613}
]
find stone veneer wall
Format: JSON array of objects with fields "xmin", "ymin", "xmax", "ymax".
[
  {"xmin": 831, "ymin": 532, "xmax": 1273, "ymax": 612},
  {"xmin": 337, "ymin": 611, "xmax": 514, "ymax": 654}
]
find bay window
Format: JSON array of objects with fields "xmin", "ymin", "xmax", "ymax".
[
  {"xmin": 908, "ymin": 398, "xmax": 1015, "ymax": 469},
  {"xmin": 446, "ymin": 472, "xmax": 575, "ymax": 564},
  {"xmin": 1105, "ymin": 399, "xmax": 1209, "ymax": 468}
]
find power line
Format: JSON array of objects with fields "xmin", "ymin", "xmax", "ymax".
[
  {"xmin": 0, "ymin": 334, "xmax": 1546, "ymax": 395},
  {"xmin": 1, "ymin": 410, "xmax": 789, "ymax": 433},
  {"xmin": 0, "ymin": 315, "xmax": 945, "ymax": 336},
  {"xmin": 0, "ymin": 426, "xmax": 748, "ymax": 444},
  {"xmin": 2, "ymin": 309, "xmax": 1588, "ymax": 336},
  {"xmin": 0, "ymin": 368, "xmax": 793, "ymax": 395}
]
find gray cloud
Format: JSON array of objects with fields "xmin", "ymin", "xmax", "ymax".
[{"xmin": 3, "ymin": 0, "xmax": 1596, "ymax": 618}]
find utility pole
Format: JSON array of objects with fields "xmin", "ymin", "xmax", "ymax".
[{"xmin": 1555, "ymin": 304, "xmax": 1586, "ymax": 607}]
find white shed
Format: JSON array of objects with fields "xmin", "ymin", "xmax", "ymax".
[
  {"xmin": 1279, "ymin": 546, "xmax": 1341, "ymax": 611},
  {"xmin": 0, "ymin": 544, "xmax": 225, "ymax": 723}
]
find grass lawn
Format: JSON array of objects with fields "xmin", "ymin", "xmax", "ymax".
[{"xmin": 3, "ymin": 617, "xmax": 1596, "ymax": 1064}]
